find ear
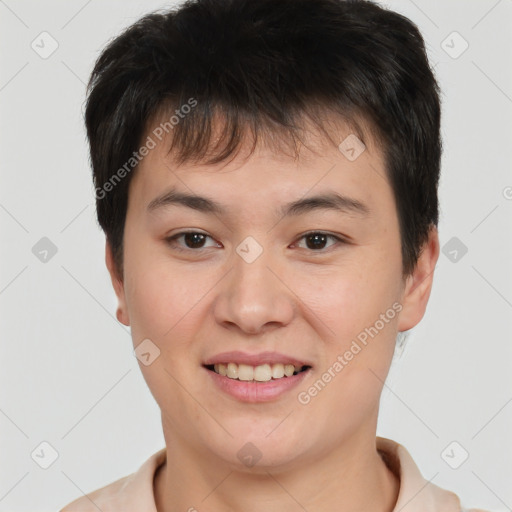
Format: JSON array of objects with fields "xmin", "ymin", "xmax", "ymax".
[
  {"xmin": 398, "ymin": 226, "xmax": 440, "ymax": 332},
  {"xmin": 105, "ymin": 240, "xmax": 130, "ymax": 326}
]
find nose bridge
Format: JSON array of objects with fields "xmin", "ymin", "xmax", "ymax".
[{"xmin": 214, "ymin": 237, "xmax": 294, "ymax": 333}]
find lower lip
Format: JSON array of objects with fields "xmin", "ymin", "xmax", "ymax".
[{"xmin": 205, "ymin": 367, "xmax": 311, "ymax": 403}]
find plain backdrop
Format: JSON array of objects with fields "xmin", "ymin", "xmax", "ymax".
[{"xmin": 0, "ymin": 1, "xmax": 511, "ymax": 510}]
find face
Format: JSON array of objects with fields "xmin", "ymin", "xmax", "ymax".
[{"xmin": 107, "ymin": 121, "xmax": 438, "ymax": 471}]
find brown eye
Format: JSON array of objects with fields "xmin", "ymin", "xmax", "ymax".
[
  {"xmin": 166, "ymin": 231, "xmax": 220, "ymax": 252},
  {"xmin": 295, "ymin": 232, "xmax": 343, "ymax": 251},
  {"xmin": 182, "ymin": 232, "xmax": 207, "ymax": 248},
  {"xmin": 305, "ymin": 233, "xmax": 328, "ymax": 250}
]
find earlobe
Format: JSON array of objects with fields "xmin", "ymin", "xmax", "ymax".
[
  {"xmin": 397, "ymin": 227, "xmax": 440, "ymax": 332},
  {"xmin": 105, "ymin": 240, "xmax": 130, "ymax": 326}
]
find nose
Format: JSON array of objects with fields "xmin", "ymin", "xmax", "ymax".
[{"xmin": 213, "ymin": 246, "xmax": 295, "ymax": 335}]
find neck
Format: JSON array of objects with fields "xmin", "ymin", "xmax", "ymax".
[{"xmin": 154, "ymin": 428, "xmax": 399, "ymax": 512}]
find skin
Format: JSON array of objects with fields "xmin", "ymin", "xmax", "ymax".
[{"xmin": 106, "ymin": 119, "xmax": 439, "ymax": 512}]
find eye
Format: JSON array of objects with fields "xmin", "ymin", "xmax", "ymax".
[
  {"xmin": 165, "ymin": 231, "xmax": 221, "ymax": 251},
  {"xmin": 293, "ymin": 231, "xmax": 345, "ymax": 251},
  {"xmin": 165, "ymin": 230, "xmax": 346, "ymax": 253}
]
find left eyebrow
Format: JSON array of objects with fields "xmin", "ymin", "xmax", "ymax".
[
  {"xmin": 146, "ymin": 187, "xmax": 370, "ymax": 217},
  {"xmin": 279, "ymin": 192, "xmax": 370, "ymax": 217}
]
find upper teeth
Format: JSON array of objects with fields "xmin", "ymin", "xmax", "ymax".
[{"xmin": 213, "ymin": 363, "xmax": 304, "ymax": 382}]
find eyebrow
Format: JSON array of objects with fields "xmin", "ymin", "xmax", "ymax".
[{"xmin": 147, "ymin": 187, "xmax": 370, "ymax": 218}]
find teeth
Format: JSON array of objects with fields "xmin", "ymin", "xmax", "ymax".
[
  {"xmin": 254, "ymin": 364, "xmax": 272, "ymax": 382},
  {"xmin": 211, "ymin": 362, "xmax": 306, "ymax": 381},
  {"xmin": 238, "ymin": 364, "xmax": 254, "ymax": 381},
  {"xmin": 284, "ymin": 364, "xmax": 295, "ymax": 377},
  {"xmin": 227, "ymin": 363, "xmax": 238, "ymax": 379},
  {"xmin": 271, "ymin": 364, "xmax": 285, "ymax": 379}
]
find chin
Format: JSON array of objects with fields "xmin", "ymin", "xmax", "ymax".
[{"xmin": 200, "ymin": 422, "xmax": 310, "ymax": 472}]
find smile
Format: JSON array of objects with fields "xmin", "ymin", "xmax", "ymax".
[
  {"xmin": 206, "ymin": 362, "xmax": 310, "ymax": 382},
  {"xmin": 203, "ymin": 363, "xmax": 312, "ymax": 403}
]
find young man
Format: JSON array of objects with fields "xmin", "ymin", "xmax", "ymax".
[{"xmin": 60, "ymin": 0, "xmax": 489, "ymax": 510}]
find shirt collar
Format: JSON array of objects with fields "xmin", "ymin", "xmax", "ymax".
[
  {"xmin": 376, "ymin": 437, "xmax": 462, "ymax": 511},
  {"xmin": 77, "ymin": 437, "xmax": 463, "ymax": 511}
]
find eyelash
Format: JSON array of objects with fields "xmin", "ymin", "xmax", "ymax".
[{"xmin": 165, "ymin": 230, "xmax": 347, "ymax": 253}]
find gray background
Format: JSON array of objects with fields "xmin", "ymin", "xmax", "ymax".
[{"xmin": 0, "ymin": 0, "xmax": 511, "ymax": 510}]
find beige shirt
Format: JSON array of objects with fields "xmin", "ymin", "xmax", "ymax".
[{"xmin": 59, "ymin": 437, "xmax": 489, "ymax": 512}]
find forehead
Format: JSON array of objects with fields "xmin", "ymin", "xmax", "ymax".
[{"xmin": 128, "ymin": 115, "xmax": 392, "ymax": 221}]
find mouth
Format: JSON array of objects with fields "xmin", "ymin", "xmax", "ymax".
[
  {"xmin": 202, "ymin": 351, "xmax": 313, "ymax": 402},
  {"xmin": 203, "ymin": 362, "xmax": 312, "ymax": 382}
]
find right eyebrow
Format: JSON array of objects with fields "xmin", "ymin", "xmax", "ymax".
[{"xmin": 147, "ymin": 188, "xmax": 227, "ymax": 215}]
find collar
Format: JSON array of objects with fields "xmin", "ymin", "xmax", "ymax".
[
  {"xmin": 376, "ymin": 437, "xmax": 462, "ymax": 511},
  {"xmin": 61, "ymin": 437, "xmax": 465, "ymax": 511}
]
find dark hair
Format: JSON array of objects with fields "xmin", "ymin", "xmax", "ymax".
[{"xmin": 85, "ymin": 0, "xmax": 441, "ymax": 277}]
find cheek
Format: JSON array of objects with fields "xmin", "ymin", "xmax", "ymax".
[
  {"xmin": 292, "ymin": 269, "xmax": 401, "ymax": 439},
  {"xmin": 294, "ymin": 259, "xmax": 401, "ymax": 346},
  {"xmin": 122, "ymin": 244, "xmax": 206, "ymax": 343},
  {"xmin": 122, "ymin": 256, "xmax": 208, "ymax": 409}
]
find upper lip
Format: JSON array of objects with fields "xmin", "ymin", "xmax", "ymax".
[{"xmin": 203, "ymin": 351, "xmax": 311, "ymax": 367}]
